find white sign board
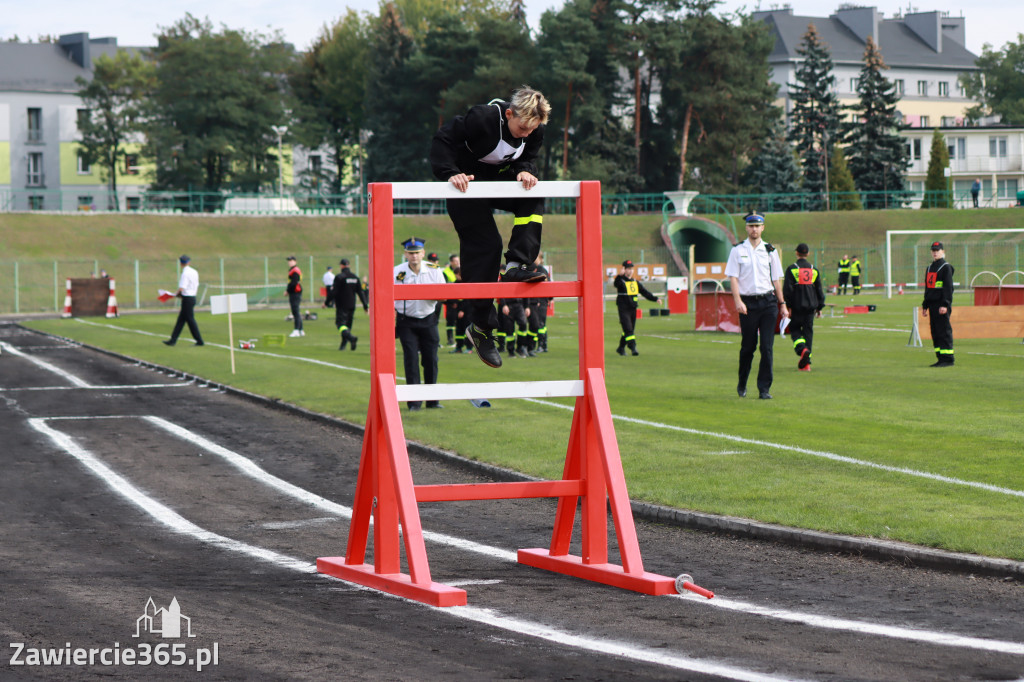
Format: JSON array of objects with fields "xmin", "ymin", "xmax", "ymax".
[{"xmin": 210, "ymin": 293, "xmax": 248, "ymax": 315}]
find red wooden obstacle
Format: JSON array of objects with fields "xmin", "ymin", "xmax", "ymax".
[{"xmin": 317, "ymin": 180, "xmax": 676, "ymax": 606}]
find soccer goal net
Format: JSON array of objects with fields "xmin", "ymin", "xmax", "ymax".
[{"xmin": 884, "ymin": 228, "xmax": 1024, "ymax": 298}]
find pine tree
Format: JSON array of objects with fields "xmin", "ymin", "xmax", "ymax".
[
  {"xmin": 828, "ymin": 145, "xmax": 862, "ymax": 211},
  {"xmin": 740, "ymin": 119, "xmax": 802, "ymax": 211},
  {"xmin": 923, "ymin": 129, "xmax": 951, "ymax": 209},
  {"xmin": 787, "ymin": 24, "xmax": 841, "ymax": 210},
  {"xmin": 844, "ymin": 37, "xmax": 909, "ymax": 209}
]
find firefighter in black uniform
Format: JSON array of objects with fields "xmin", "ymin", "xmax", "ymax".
[
  {"xmin": 529, "ymin": 254, "xmax": 550, "ymax": 352},
  {"xmin": 334, "ymin": 258, "xmax": 368, "ymax": 351},
  {"xmin": 922, "ymin": 241, "xmax": 955, "ymax": 366},
  {"xmin": 429, "ymin": 86, "xmax": 552, "ymax": 368},
  {"xmin": 286, "ymin": 256, "xmax": 304, "ymax": 337},
  {"xmin": 782, "ymin": 243, "xmax": 825, "ymax": 371},
  {"xmin": 614, "ymin": 260, "xmax": 660, "ymax": 356},
  {"xmin": 501, "ymin": 297, "xmax": 532, "ymax": 358},
  {"xmin": 837, "ymin": 255, "xmax": 851, "ymax": 295}
]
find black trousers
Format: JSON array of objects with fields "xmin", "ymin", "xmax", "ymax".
[
  {"xmin": 837, "ymin": 273, "xmax": 849, "ymax": 292},
  {"xmin": 289, "ymin": 292, "xmax": 303, "ymax": 330},
  {"xmin": 738, "ymin": 297, "xmax": 778, "ymax": 393},
  {"xmin": 926, "ymin": 304, "xmax": 954, "ymax": 361},
  {"xmin": 169, "ymin": 295, "xmax": 203, "ymax": 343},
  {"xmin": 788, "ymin": 309, "xmax": 815, "ymax": 357},
  {"xmin": 336, "ymin": 306, "xmax": 356, "ymax": 340},
  {"xmin": 446, "ymin": 194, "xmax": 544, "ymax": 330},
  {"xmin": 617, "ymin": 304, "xmax": 637, "ymax": 349},
  {"xmin": 396, "ymin": 314, "xmax": 440, "ymax": 408}
]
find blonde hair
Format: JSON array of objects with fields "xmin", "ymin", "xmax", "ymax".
[{"xmin": 509, "ymin": 86, "xmax": 551, "ymax": 127}]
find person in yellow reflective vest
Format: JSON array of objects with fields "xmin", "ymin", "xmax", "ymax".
[
  {"xmin": 782, "ymin": 244, "xmax": 825, "ymax": 371},
  {"xmin": 614, "ymin": 260, "xmax": 660, "ymax": 356},
  {"xmin": 850, "ymin": 256, "xmax": 862, "ymax": 295},
  {"xmin": 837, "ymin": 255, "xmax": 851, "ymax": 295}
]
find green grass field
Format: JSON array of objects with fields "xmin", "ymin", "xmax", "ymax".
[{"xmin": 24, "ymin": 289, "xmax": 1024, "ymax": 561}]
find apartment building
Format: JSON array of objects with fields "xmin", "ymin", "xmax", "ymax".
[
  {"xmin": 755, "ymin": 6, "xmax": 980, "ymax": 128},
  {"xmin": 0, "ymin": 33, "xmax": 148, "ymax": 212}
]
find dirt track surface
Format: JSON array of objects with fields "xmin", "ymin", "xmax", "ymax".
[{"xmin": 2, "ymin": 322, "xmax": 1023, "ymax": 681}]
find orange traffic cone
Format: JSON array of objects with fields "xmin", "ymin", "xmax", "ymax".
[
  {"xmin": 61, "ymin": 279, "xmax": 72, "ymax": 318},
  {"xmin": 105, "ymin": 279, "xmax": 119, "ymax": 318}
]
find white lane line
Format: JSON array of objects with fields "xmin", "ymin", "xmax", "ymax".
[
  {"xmin": 72, "ymin": 319, "xmax": 371, "ymax": 375},
  {"xmin": 675, "ymin": 593, "xmax": 1024, "ymax": 656},
  {"xmin": 524, "ymin": 398, "xmax": 1024, "ymax": 499},
  {"xmin": 262, "ymin": 518, "xmax": 341, "ymax": 530},
  {"xmin": 135, "ymin": 416, "xmax": 1024, "ymax": 658},
  {"xmin": 0, "ymin": 341, "xmax": 93, "ymax": 388},
  {"xmin": 0, "ymin": 383, "xmax": 190, "ymax": 392},
  {"xmin": 28, "ymin": 416, "xmax": 805, "ymax": 682}
]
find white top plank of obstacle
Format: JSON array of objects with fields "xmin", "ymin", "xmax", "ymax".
[
  {"xmin": 394, "ymin": 380, "xmax": 585, "ymax": 402},
  {"xmin": 388, "ymin": 180, "xmax": 581, "ymax": 200}
]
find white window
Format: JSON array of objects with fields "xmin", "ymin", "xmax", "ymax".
[
  {"xmin": 989, "ymin": 136, "xmax": 1008, "ymax": 158},
  {"xmin": 27, "ymin": 107, "xmax": 43, "ymax": 142},
  {"xmin": 77, "ymin": 152, "xmax": 91, "ymax": 175},
  {"xmin": 29, "ymin": 195, "xmax": 44, "ymax": 210},
  {"xmin": 124, "ymin": 153, "xmax": 140, "ymax": 175},
  {"xmin": 938, "ymin": 81, "xmax": 949, "ymax": 97},
  {"xmin": 940, "ymin": 116, "xmax": 958, "ymax": 127},
  {"xmin": 998, "ymin": 179, "xmax": 1019, "ymax": 198},
  {"xmin": 77, "ymin": 108, "xmax": 90, "ymax": 131},
  {"xmin": 309, "ymin": 154, "xmax": 322, "ymax": 175},
  {"xmin": 956, "ymin": 81, "xmax": 965, "ymax": 97},
  {"xmin": 850, "ymin": 77, "xmax": 859, "ymax": 92},
  {"xmin": 894, "ymin": 79, "xmax": 905, "ymax": 94},
  {"xmin": 947, "ymin": 137, "xmax": 966, "ymax": 160},
  {"xmin": 917, "ymin": 80, "xmax": 928, "ymax": 96},
  {"xmin": 907, "ymin": 138, "xmax": 922, "ymax": 161},
  {"xmin": 27, "ymin": 152, "xmax": 43, "ymax": 186},
  {"xmin": 77, "ymin": 196, "xmax": 94, "ymax": 210},
  {"xmin": 920, "ymin": 115, "xmax": 930, "ymax": 128}
]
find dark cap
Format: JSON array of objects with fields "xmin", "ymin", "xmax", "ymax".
[
  {"xmin": 427, "ymin": 252, "xmax": 439, "ymax": 262},
  {"xmin": 339, "ymin": 258, "xmax": 349, "ymax": 266},
  {"xmin": 930, "ymin": 241, "xmax": 943, "ymax": 251},
  {"xmin": 179, "ymin": 254, "xmax": 190, "ymax": 264},
  {"xmin": 622, "ymin": 260, "xmax": 634, "ymax": 268},
  {"xmin": 745, "ymin": 213, "xmax": 765, "ymax": 225},
  {"xmin": 286, "ymin": 255, "xmax": 297, "ymax": 261},
  {"xmin": 795, "ymin": 243, "xmax": 809, "ymax": 255},
  {"xmin": 402, "ymin": 237, "xmax": 425, "ymax": 252}
]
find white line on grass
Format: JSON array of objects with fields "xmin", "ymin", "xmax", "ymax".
[
  {"xmin": 523, "ymin": 398, "xmax": 1024, "ymax": 499},
  {"xmin": 72, "ymin": 318, "xmax": 371, "ymax": 375},
  {"xmin": 31, "ymin": 414, "xmax": 1024, "ymax": 661}
]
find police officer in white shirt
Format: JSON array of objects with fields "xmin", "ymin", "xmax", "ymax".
[
  {"xmin": 395, "ymin": 237, "xmax": 447, "ymax": 410},
  {"xmin": 163, "ymin": 254, "xmax": 204, "ymax": 347},
  {"xmin": 725, "ymin": 214, "xmax": 789, "ymax": 399}
]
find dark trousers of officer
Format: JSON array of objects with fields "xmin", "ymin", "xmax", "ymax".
[
  {"xmin": 837, "ymin": 272, "xmax": 849, "ymax": 293},
  {"xmin": 444, "ymin": 301, "xmax": 458, "ymax": 344},
  {"xmin": 169, "ymin": 295, "xmax": 203, "ymax": 344},
  {"xmin": 788, "ymin": 309, "xmax": 815, "ymax": 358},
  {"xmin": 851, "ymin": 276, "xmax": 861, "ymax": 295},
  {"xmin": 531, "ymin": 300, "xmax": 548, "ymax": 350},
  {"xmin": 396, "ymin": 313, "xmax": 440, "ymax": 408},
  {"xmin": 926, "ymin": 304, "xmax": 954, "ymax": 364},
  {"xmin": 738, "ymin": 295, "xmax": 779, "ymax": 393},
  {"xmin": 504, "ymin": 301, "xmax": 529, "ymax": 352},
  {"xmin": 446, "ymin": 194, "xmax": 544, "ymax": 330},
  {"xmin": 336, "ymin": 306, "xmax": 356, "ymax": 347},
  {"xmin": 616, "ymin": 304, "xmax": 637, "ymax": 351},
  {"xmin": 289, "ymin": 292, "xmax": 303, "ymax": 331}
]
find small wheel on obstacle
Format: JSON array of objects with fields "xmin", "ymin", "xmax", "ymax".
[{"xmin": 675, "ymin": 573, "xmax": 693, "ymax": 594}]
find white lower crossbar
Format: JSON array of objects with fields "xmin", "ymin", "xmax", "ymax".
[{"xmin": 394, "ymin": 380, "xmax": 584, "ymax": 402}]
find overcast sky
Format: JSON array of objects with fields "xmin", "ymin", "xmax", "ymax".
[{"xmin": 0, "ymin": 0, "xmax": 1016, "ymax": 56}]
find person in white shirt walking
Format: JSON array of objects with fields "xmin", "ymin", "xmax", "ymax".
[
  {"xmin": 725, "ymin": 214, "xmax": 789, "ymax": 399},
  {"xmin": 395, "ymin": 237, "xmax": 447, "ymax": 410},
  {"xmin": 163, "ymin": 254, "xmax": 204, "ymax": 347},
  {"xmin": 322, "ymin": 265, "xmax": 336, "ymax": 308}
]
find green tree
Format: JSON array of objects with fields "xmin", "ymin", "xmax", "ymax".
[
  {"xmin": 289, "ymin": 11, "xmax": 370, "ymax": 197},
  {"xmin": 922, "ymin": 128, "xmax": 951, "ymax": 208},
  {"xmin": 740, "ymin": 119, "xmax": 802, "ymax": 211},
  {"xmin": 145, "ymin": 15, "xmax": 292, "ymax": 195},
  {"xmin": 75, "ymin": 51, "xmax": 154, "ymax": 210},
  {"xmin": 787, "ymin": 24, "xmax": 841, "ymax": 209},
  {"xmin": 828, "ymin": 145, "xmax": 862, "ymax": 211},
  {"xmin": 363, "ymin": 4, "xmax": 430, "ymax": 182},
  {"xmin": 960, "ymin": 34, "xmax": 1024, "ymax": 125},
  {"xmin": 659, "ymin": 2, "xmax": 779, "ymax": 193},
  {"xmin": 843, "ymin": 37, "xmax": 908, "ymax": 209}
]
